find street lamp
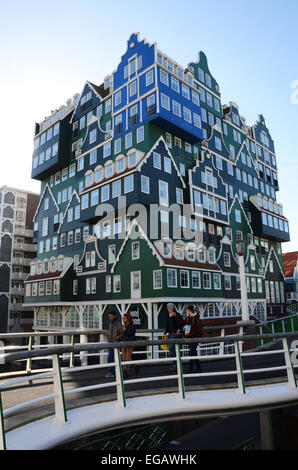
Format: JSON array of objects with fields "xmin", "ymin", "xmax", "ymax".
[{"xmin": 236, "ymin": 238, "xmax": 249, "ymax": 323}]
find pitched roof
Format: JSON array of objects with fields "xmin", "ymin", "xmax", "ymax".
[{"xmin": 283, "ymin": 251, "xmax": 298, "ymax": 278}]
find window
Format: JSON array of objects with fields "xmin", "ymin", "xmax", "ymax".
[
  {"xmin": 203, "ymin": 272, "xmax": 211, "ymax": 289},
  {"xmin": 141, "ymin": 175, "xmax": 149, "ymax": 194},
  {"xmin": 181, "ymin": 84, "xmax": 190, "ymax": 99},
  {"xmin": 164, "ymin": 156, "xmax": 171, "ymax": 174},
  {"xmin": 224, "ymin": 252, "xmax": 231, "ymax": 267},
  {"xmin": 161, "ymin": 93, "xmax": 170, "ymax": 110},
  {"xmin": 180, "ymin": 270, "xmax": 189, "ymax": 288},
  {"xmin": 113, "ymin": 275, "xmax": 121, "ymax": 293},
  {"xmin": 132, "ymin": 241, "xmax": 140, "ymax": 260},
  {"xmin": 159, "ymin": 181, "xmax": 168, "ymax": 206},
  {"xmin": 125, "ymin": 132, "xmax": 132, "ymax": 149},
  {"xmin": 153, "ymin": 270, "xmax": 162, "ymax": 289},
  {"xmin": 160, "ymin": 69, "xmax": 169, "ymax": 86},
  {"xmin": 129, "ymin": 80, "xmax": 137, "ymax": 97},
  {"xmin": 192, "ymin": 113, "xmax": 201, "ymax": 128},
  {"xmin": 167, "ymin": 269, "xmax": 177, "ymax": 287},
  {"xmin": 183, "ymin": 107, "xmax": 192, "ymax": 123},
  {"xmin": 124, "ymin": 175, "xmax": 134, "ymax": 193},
  {"xmin": 146, "ymin": 69, "xmax": 154, "ymax": 86},
  {"xmin": 108, "ymin": 245, "xmax": 116, "ymax": 264},
  {"xmin": 235, "ymin": 209, "xmax": 241, "ymax": 223},
  {"xmin": 224, "ymin": 275, "xmax": 231, "ymax": 290},
  {"xmin": 172, "ymin": 100, "xmax": 181, "ymax": 117},
  {"xmin": 103, "ymin": 142, "xmax": 111, "ymax": 158},
  {"xmin": 42, "ymin": 217, "xmax": 48, "ymax": 237},
  {"xmin": 153, "ymin": 152, "xmax": 161, "ymax": 169},
  {"xmin": 215, "ymin": 137, "xmax": 222, "ymax": 152},
  {"xmin": 91, "ymin": 189, "xmax": 99, "ymax": 206},
  {"xmin": 128, "ymin": 152, "xmax": 137, "ymax": 167},
  {"xmin": 89, "ymin": 129, "xmax": 97, "ymax": 144},
  {"xmin": 176, "ymin": 188, "xmax": 183, "ymax": 204},
  {"xmin": 213, "ymin": 273, "xmax": 221, "ymax": 290},
  {"xmin": 106, "ymin": 276, "xmax": 111, "ymax": 293},
  {"xmin": 192, "ymin": 271, "xmax": 200, "ymax": 289},
  {"xmin": 112, "ymin": 180, "xmax": 121, "ymax": 198},
  {"xmin": 137, "ymin": 126, "xmax": 144, "ymax": 143},
  {"xmin": 114, "ymin": 138, "xmax": 121, "ymax": 154},
  {"xmin": 81, "ymin": 194, "xmax": 89, "ymax": 210},
  {"xmin": 101, "ymin": 184, "xmax": 110, "ymax": 202}
]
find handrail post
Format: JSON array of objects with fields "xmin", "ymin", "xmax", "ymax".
[
  {"xmin": 234, "ymin": 341, "xmax": 246, "ymax": 394},
  {"xmin": 114, "ymin": 347, "xmax": 126, "ymax": 408},
  {"xmin": 0, "ymin": 390, "xmax": 6, "ymax": 450},
  {"xmin": 52, "ymin": 354, "xmax": 68, "ymax": 424},
  {"xmin": 69, "ymin": 335, "xmax": 75, "ymax": 368},
  {"xmin": 260, "ymin": 325, "xmax": 264, "ymax": 346},
  {"xmin": 175, "ymin": 344, "xmax": 185, "ymax": 400},
  {"xmin": 219, "ymin": 329, "xmax": 225, "ymax": 355},
  {"xmin": 282, "ymin": 338, "xmax": 297, "ymax": 389},
  {"xmin": 26, "ymin": 336, "xmax": 33, "ymax": 374}
]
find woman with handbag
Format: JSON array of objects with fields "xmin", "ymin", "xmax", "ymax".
[
  {"xmin": 119, "ymin": 313, "xmax": 137, "ymax": 379},
  {"xmin": 180, "ymin": 305, "xmax": 202, "ymax": 373}
]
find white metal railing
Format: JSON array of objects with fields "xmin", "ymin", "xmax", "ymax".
[
  {"xmin": 13, "ymin": 242, "xmax": 37, "ymax": 252},
  {"xmin": 0, "ymin": 331, "xmax": 298, "ymax": 450},
  {"xmin": 256, "ymin": 311, "xmax": 298, "ymax": 346}
]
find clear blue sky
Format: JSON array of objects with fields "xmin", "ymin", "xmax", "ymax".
[{"xmin": 0, "ymin": 0, "xmax": 297, "ymax": 252}]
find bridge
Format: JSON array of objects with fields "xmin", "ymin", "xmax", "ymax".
[{"xmin": 1, "ymin": 311, "xmax": 298, "ymax": 450}]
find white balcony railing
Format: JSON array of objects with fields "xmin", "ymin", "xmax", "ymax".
[{"xmin": 13, "ymin": 242, "xmax": 37, "ymax": 252}]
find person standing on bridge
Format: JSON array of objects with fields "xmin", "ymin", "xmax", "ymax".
[
  {"xmin": 105, "ymin": 311, "xmax": 122, "ymax": 379},
  {"xmin": 164, "ymin": 303, "xmax": 183, "ymax": 372},
  {"xmin": 180, "ymin": 305, "xmax": 202, "ymax": 374},
  {"xmin": 119, "ymin": 313, "xmax": 137, "ymax": 379}
]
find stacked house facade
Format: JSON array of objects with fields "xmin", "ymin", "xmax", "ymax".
[
  {"xmin": 24, "ymin": 33, "xmax": 290, "ymax": 336},
  {"xmin": 0, "ymin": 186, "xmax": 39, "ymax": 332}
]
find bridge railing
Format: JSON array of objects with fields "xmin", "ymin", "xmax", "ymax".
[
  {"xmin": 256, "ymin": 312, "xmax": 298, "ymax": 346},
  {"xmin": 0, "ymin": 331, "xmax": 298, "ymax": 450},
  {"xmin": 0, "ymin": 326, "xmax": 247, "ymax": 379}
]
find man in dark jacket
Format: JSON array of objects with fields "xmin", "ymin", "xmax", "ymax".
[
  {"xmin": 180, "ymin": 305, "xmax": 202, "ymax": 373},
  {"xmin": 164, "ymin": 303, "xmax": 183, "ymax": 371},
  {"xmin": 105, "ymin": 311, "xmax": 122, "ymax": 378}
]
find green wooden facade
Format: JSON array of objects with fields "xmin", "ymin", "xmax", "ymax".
[{"xmin": 24, "ymin": 33, "xmax": 290, "ymax": 332}]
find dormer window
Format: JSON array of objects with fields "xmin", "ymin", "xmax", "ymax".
[
  {"xmin": 57, "ymin": 257, "xmax": 64, "ymax": 271},
  {"xmin": 105, "ymin": 163, "xmax": 114, "ymax": 178},
  {"xmin": 162, "ymin": 242, "xmax": 172, "ymax": 258},
  {"xmin": 95, "ymin": 167, "xmax": 103, "ymax": 183},
  {"xmin": 175, "ymin": 243, "xmax": 184, "ymax": 260},
  {"xmin": 198, "ymin": 246, "xmax": 206, "ymax": 263},
  {"xmin": 128, "ymin": 152, "xmax": 137, "ymax": 168},
  {"xmin": 116, "ymin": 158, "xmax": 125, "ymax": 173},
  {"xmin": 85, "ymin": 171, "xmax": 93, "ymax": 187}
]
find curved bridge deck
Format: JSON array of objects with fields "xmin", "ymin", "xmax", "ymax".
[{"xmin": 1, "ymin": 331, "xmax": 298, "ymax": 449}]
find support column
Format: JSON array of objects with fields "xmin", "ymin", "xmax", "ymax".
[{"xmin": 260, "ymin": 410, "xmax": 275, "ymax": 450}]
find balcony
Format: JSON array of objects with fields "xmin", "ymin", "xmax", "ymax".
[
  {"xmin": 14, "ymin": 227, "xmax": 34, "ymax": 237},
  {"xmin": 13, "ymin": 242, "xmax": 37, "ymax": 252},
  {"xmin": 12, "ymin": 257, "xmax": 33, "ymax": 266},
  {"xmin": 11, "ymin": 272, "xmax": 28, "ymax": 281},
  {"xmin": 10, "ymin": 303, "xmax": 33, "ymax": 312},
  {"xmin": 11, "ymin": 287, "xmax": 25, "ymax": 296}
]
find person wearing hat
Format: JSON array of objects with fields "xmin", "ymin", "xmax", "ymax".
[
  {"xmin": 164, "ymin": 303, "xmax": 183, "ymax": 371},
  {"xmin": 179, "ymin": 305, "xmax": 202, "ymax": 373}
]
